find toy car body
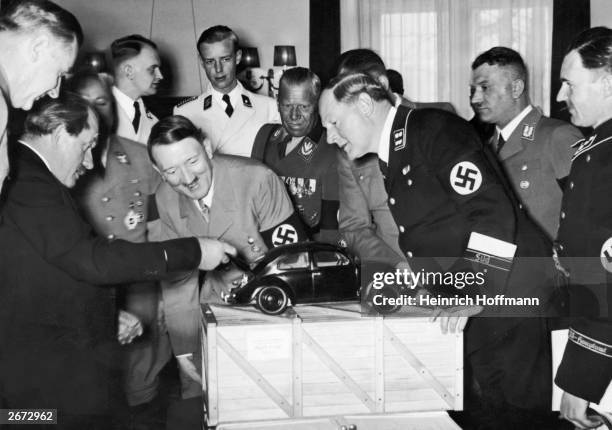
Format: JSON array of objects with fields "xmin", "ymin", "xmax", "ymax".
[{"xmin": 225, "ymin": 242, "xmax": 360, "ymax": 315}]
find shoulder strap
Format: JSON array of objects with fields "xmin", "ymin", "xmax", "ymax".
[{"xmin": 251, "ymin": 123, "xmax": 280, "ymax": 161}]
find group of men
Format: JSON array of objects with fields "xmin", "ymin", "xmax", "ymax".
[{"xmin": 0, "ymin": 1, "xmax": 611, "ymax": 430}]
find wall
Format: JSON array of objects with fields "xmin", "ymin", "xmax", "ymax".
[
  {"xmin": 54, "ymin": 0, "xmax": 309, "ymax": 96},
  {"xmin": 591, "ymin": 0, "xmax": 612, "ymax": 27}
]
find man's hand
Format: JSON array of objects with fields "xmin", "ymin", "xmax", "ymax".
[
  {"xmin": 117, "ymin": 310, "xmax": 143, "ymax": 345},
  {"xmin": 560, "ymin": 391, "xmax": 603, "ymax": 429},
  {"xmin": 197, "ymin": 238, "xmax": 237, "ymax": 270},
  {"xmin": 429, "ymin": 305, "xmax": 482, "ymax": 334},
  {"xmin": 176, "ymin": 354, "xmax": 202, "ymax": 385}
]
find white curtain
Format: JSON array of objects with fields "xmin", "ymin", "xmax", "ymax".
[{"xmin": 340, "ymin": 0, "xmax": 553, "ymax": 119}]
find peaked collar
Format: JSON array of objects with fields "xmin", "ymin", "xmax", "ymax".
[{"xmin": 496, "ymin": 105, "xmax": 542, "ymax": 161}]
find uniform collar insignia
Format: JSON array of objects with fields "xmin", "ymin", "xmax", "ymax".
[
  {"xmin": 203, "ymin": 95, "xmax": 212, "ymax": 110},
  {"xmin": 521, "ymin": 123, "xmax": 535, "ymax": 140},
  {"xmin": 242, "ymin": 94, "xmax": 252, "ymax": 108},
  {"xmin": 298, "ymin": 137, "xmax": 316, "ymax": 162},
  {"xmin": 393, "ymin": 128, "xmax": 405, "ymax": 151},
  {"xmin": 114, "ymin": 151, "xmax": 130, "ymax": 165},
  {"xmin": 174, "ymin": 95, "xmax": 198, "ymax": 109}
]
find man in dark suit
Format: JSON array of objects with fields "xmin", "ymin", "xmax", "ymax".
[
  {"xmin": 320, "ymin": 73, "xmax": 560, "ymax": 429},
  {"xmin": 0, "ymin": 93, "xmax": 235, "ymax": 429}
]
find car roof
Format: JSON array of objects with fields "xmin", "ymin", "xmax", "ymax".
[{"xmin": 255, "ymin": 241, "xmax": 347, "ymax": 269}]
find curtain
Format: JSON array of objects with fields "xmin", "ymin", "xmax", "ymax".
[{"xmin": 341, "ymin": 0, "xmax": 553, "ymax": 119}]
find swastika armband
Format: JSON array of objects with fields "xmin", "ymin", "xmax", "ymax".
[
  {"xmin": 569, "ymin": 328, "xmax": 612, "ymax": 358},
  {"xmin": 260, "ymin": 211, "xmax": 308, "ymax": 248},
  {"xmin": 449, "ymin": 161, "xmax": 482, "ymax": 195}
]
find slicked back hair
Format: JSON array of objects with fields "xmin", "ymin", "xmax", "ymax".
[
  {"xmin": 326, "ymin": 72, "xmax": 394, "ymax": 106},
  {"xmin": 197, "ymin": 25, "xmax": 239, "ymax": 54},
  {"xmin": 336, "ymin": 49, "xmax": 387, "ymax": 80},
  {"xmin": 111, "ymin": 34, "xmax": 158, "ymax": 67},
  {"xmin": 23, "ymin": 91, "xmax": 96, "ymax": 138},
  {"xmin": 567, "ymin": 26, "xmax": 612, "ymax": 73},
  {"xmin": 279, "ymin": 67, "xmax": 321, "ymax": 103},
  {"xmin": 0, "ymin": 0, "xmax": 83, "ymax": 47},
  {"xmin": 471, "ymin": 46, "xmax": 528, "ymax": 84},
  {"xmin": 147, "ymin": 115, "xmax": 205, "ymax": 164}
]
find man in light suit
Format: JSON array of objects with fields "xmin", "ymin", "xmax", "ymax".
[
  {"xmin": 174, "ymin": 25, "xmax": 279, "ymax": 157},
  {"xmin": 471, "ymin": 47, "xmax": 583, "ymax": 239},
  {"xmin": 111, "ymin": 34, "xmax": 162, "ymax": 145},
  {"xmin": 148, "ymin": 115, "xmax": 306, "ymax": 397}
]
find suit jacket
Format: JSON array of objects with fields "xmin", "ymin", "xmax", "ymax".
[
  {"xmin": 495, "ymin": 106, "xmax": 582, "ymax": 239},
  {"xmin": 152, "ymin": 155, "xmax": 302, "ymax": 358},
  {"xmin": 384, "ymin": 106, "xmax": 556, "ymax": 351},
  {"xmin": 555, "ymin": 118, "xmax": 612, "ymax": 403},
  {"xmin": 113, "ymin": 86, "xmax": 159, "ymax": 145},
  {"xmin": 0, "ymin": 144, "xmax": 200, "ymax": 415},
  {"xmin": 174, "ymin": 82, "xmax": 280, "ymax": 157}
]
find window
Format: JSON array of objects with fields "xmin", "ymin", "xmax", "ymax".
[
  {"xmin": 314, "ymin": 251, "xmax": 350, "ymax": 268},
  {"xmin": 277, "ymin": 252, "xmax": 310, "ymax": 270},
  {"xmin": 341, "ymin": 0, "xmax": 553, "ymax": 119}
]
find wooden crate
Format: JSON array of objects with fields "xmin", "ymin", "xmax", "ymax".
[
  {"xmin": 216, "ymin": 411, "xmax": 461, "ymax": 430},
  {"xmin": 201, "ymin": 303, "xmax": 463, "ymax": 428}
]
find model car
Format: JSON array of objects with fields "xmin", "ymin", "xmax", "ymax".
[{"xmin": 224, "ymin": 242, "xmax": 360, "ymax": 315}]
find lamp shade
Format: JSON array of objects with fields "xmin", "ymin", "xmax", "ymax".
[
  {"xmin": 241, "ymin": 47, "xmax": 260, "ymax": 68},
  {"xmin": 273, "ymin": 45, "xmax": 297, "ymax": 67}
]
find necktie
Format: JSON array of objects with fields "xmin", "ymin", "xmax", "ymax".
[
  {"xmin": 197, "ymin": 199, "xmax": 210, "ymax": 223},
  {"xmin": 496, "ymin": 133, "xmax": 506, "ymax": 154},
  {"xmin": 132, "ymin": 101, "xmax": 141, "ymax": 133},
  {"xmin": 222, "ymin": 94, "xmax": 233, "ymax": 117}
]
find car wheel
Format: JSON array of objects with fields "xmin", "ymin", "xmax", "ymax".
[{"xmin": 256, "ymin": 285, "xmax": 289, "ymax": 315}]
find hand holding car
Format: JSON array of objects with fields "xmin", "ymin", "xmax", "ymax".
[
  {"xmin": 198, "ymin": 238, "xmax": 237, "ymax": 270},
  {"xmin": 117, "ymin": 309, "xmax": 144, "ymax": 345}
]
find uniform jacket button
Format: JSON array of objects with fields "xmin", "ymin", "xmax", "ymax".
[
  {"xmin": 134, "ymin": 191, "xmax": 142, "ymax": 197},
  {"xmin": 521, "ymin": 164, "xmax": 528, "ymax": 171},
  {"xmin": 561, "ymin": 211, "xmax": 566, "ymax": 219},
  {"xmin": 107, "ymin": 234, "xmax": 115, "ymax": 240},
  {"xmin": 106, "ymin": 215, "xmax": 114, "ymax": 221},
  {"xmin": 389, "ymin": 197, "xmax": 396, "ymax": 205},
  {"xmin": 102, "ymin": 196, "xmax": 110, "ymax": 202},
  {"xmin": 586, "ymin": 155, "xmax": 591, "ymax": 162},
  {"xmin": 569, "ymin": 182, "xmax": 574, "ymax": 189},
  {"xmin": 399, "ymin": 225, "xmax": 405, "ymax": 233},
  {"xmin": 406, "ymin": 251, "xmax": 413, "ymax": 258},
  {"xmin": 407, "ymin": 179, "xmax": 413, "ymax": 186}
]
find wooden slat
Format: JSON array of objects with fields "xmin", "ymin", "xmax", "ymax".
[
  {"xmin": 202, "ymin": 304, "xmax": 219, "ymax": 426},
  {"xmin": 217, "ymin": 332, "xmax": 293, "ymax": 417},
  {"xmin": 292, "ymin": 313, "xmax": 303, "ymax": 417},
  {"xmin": 301, "ymin": 328, "xmax": 376, "ymax": 412},
  {"xmin": 374, "ymin": 315, "xmax": 385, "ymax": 413},
  {"xmin": 384, "ymin": 324, "xmax": 455, "ymax": 409}
]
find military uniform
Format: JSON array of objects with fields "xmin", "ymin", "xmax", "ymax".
[
  {"xmin": 174, "ymin": 82, "xmax": 279, "ymax": 157},
  {"xmin": 382, "ymin": 105, "xmax": 558, "ymax": 423},
  {"xmin": 495, "ymin": 106, "xmax": 582, "ymax": 239},
  {"xmin": 336, "ymin": 95, "xmax": 450, "ymax": 267},
  {"xmin": 73, "ymin": 135, "xmax": 169, "ymax": 406},
  {"xmin": 555, "ymin": 118, "xmax": 612, "ymax": 403},
  {"xmin": 152, "ymin": 155, "xmax": 306, "ymax": 397},
  {"xmin": 252, "ymin": 119, "xmax": 340, "ymax": 244},
  {"xmin": 113, "ymin": 86, "xmax": 158, "ymax": 145}
]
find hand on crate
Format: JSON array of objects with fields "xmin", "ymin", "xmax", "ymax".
[{"xmin": 428, "ymin": 304, "xmax": 482, "ymax": 334}]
